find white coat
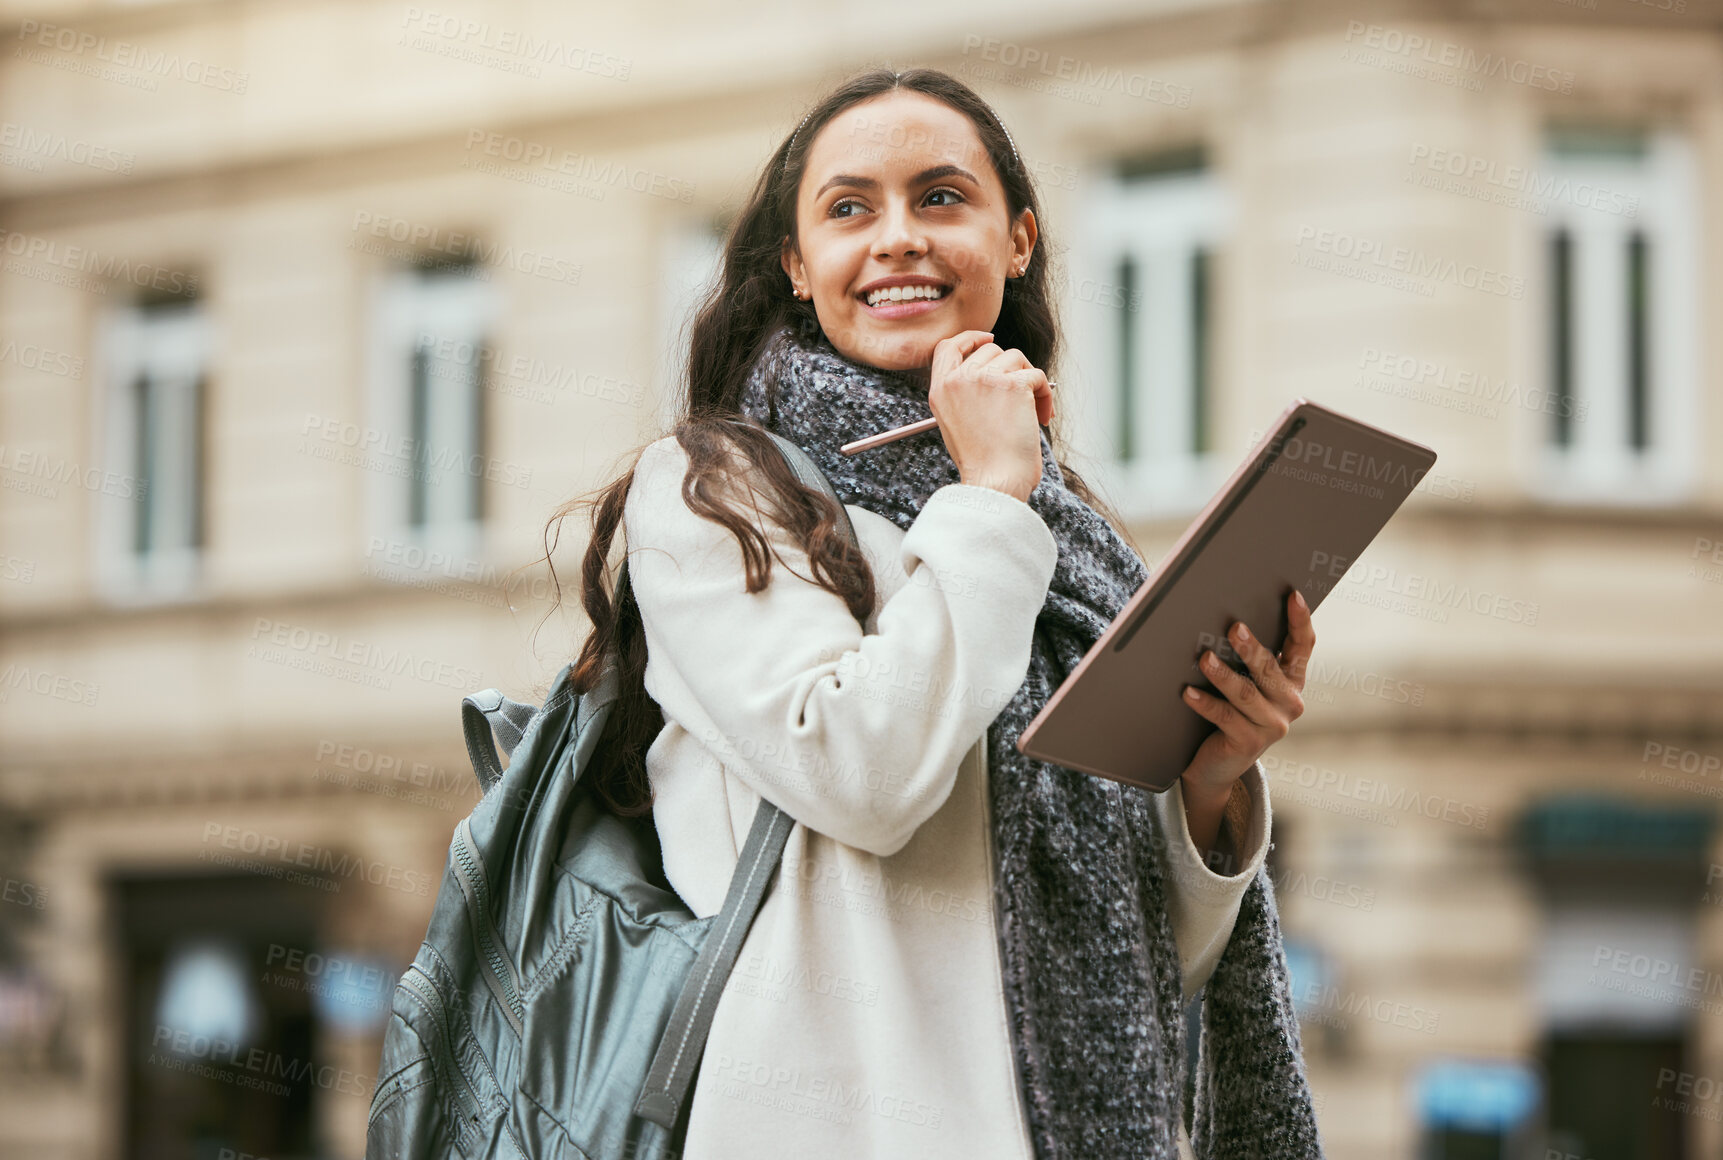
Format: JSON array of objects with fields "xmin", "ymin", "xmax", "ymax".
[{"xmin": 623, "ymin": 435, "xmax": 1272, "ymax": 1159}]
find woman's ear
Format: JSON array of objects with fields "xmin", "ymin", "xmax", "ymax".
[
  {"xmin": 1012, "ymin": 208, "xmax": 1038, "ymax": 274},
  {"xmin": 780, "ymin": 235, "xmax": 805, "ymax": 297}
]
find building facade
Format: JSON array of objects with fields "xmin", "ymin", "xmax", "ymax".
[{"xmin": 1, "ymin": 1, "xmax": 1720, "ymax": 1156}]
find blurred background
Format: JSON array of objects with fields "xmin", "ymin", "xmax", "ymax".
[{"xmin": 0, "ymin": 0, "xmax": 1719, "ymax": 1156}]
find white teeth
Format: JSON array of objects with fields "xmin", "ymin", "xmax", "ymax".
[{"xmin": 865, "ymin": 284, "xmax": 946, "ymax": 306}]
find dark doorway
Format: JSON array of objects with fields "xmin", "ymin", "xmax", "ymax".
[
  {"xmin": 115, "ymin": 871, "xmax": 331, "ymax": 1160},
  {"xmin": 1542, "ymin": 1029, "xmax": 1687, "ymax": 1160}
]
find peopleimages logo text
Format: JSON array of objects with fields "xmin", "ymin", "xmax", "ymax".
[
  {"xmin": 1342, "ymin": 22, "xmax": 1575, "ymax": 93},
  {"xmin": 16, "ymin": 21, "xmax": 250, "ymax": 92},
  {"xmin": 1295, "ymin": 226, "xmax": 1524, "ymax": 299}
]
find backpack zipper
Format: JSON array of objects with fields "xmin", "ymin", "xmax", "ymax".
[
  {"xmin": 382, "ymin": 962, "xmax": 487, "ymax": 1130},
  {"xmin": 452, "ymin": 817, "xmax": 527, "ymax": 1037}
]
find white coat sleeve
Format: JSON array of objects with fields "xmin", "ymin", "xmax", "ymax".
[
  {"xmin": 1150, "ymin": 759, "xmax": 1273, "ymax": 1000},
  {"xmin": 623, "ymin": 435, "xmax": 1059, "ymax": 857}
]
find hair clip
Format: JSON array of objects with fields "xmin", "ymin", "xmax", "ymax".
[{"xmin": 784, "ymin": 110, "xmax": 815, "ymax": 173}]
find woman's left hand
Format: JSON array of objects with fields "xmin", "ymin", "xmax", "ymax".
[{"xmin": 1180, "ymin": 589, "xmax": 1316, "ymax": 801}]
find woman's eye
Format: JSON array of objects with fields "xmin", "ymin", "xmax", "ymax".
[{"xmin": 829, "ymin": 188, "xmax": 964, "ymax": 218}]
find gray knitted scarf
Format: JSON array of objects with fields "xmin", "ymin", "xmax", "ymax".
[{"xmin": 737, "ymin": 321, "xmax": 1324, "ymax": 1159}]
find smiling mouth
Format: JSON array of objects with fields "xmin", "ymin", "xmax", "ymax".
[{"xmin": 860, "ymin": 284, "xmax": 952, "ymax": 311}]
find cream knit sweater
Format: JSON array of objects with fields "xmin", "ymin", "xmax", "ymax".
[{"xmin": 623, "ymin": 435, "xmax": 1271, "ymax": 1159}]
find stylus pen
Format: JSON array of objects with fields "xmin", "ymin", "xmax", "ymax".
[{"xmin": 840, "ymin": 382, "xmax": 1058, "ymax": 456}]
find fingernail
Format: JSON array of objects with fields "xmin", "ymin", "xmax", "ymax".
[
  {"xmin": 1235, "ymin": 623, "xmax": 1251, "ymax": 642},
  {"xmin": 1294, "ymin": 590, "xmax": 1308, "ymax": 611},
  {"xmin": 1184, "ymin": 687, "xmax": 1201, "ymax": 701}
]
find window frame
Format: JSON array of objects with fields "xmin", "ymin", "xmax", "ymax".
[
  {"xmin": 1068, "ymin": 151, "xmax": 1232, "ymax": 520},
  {"xmin": 1531, "ymin": 125, "xmax": 1700, "ymax": 507},
  {"xmin": 94, "ymin": 296, "xmax": 211, "ymax": 604},
  {"xmin": 654, "ymin": 214, "xmax": 728, "ymax": 436},
  {"xmin": 363, "ymin": 262, "xmax": 498, "ymax": 565}
]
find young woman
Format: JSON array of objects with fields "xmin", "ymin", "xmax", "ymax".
[{"xmin": 554, "ymin": 67, "xmax": 1324, "ymax": 1160}]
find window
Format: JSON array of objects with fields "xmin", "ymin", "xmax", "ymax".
[
  {"xmin": 1518, "ymin": 795, "xmax": 1714, "ymax": 1159},
  {"xmin": 366, "ymin": 259, "xmax": 496, "ymax": 556},
  {"xmin": 96, "ymin": 294, "xmax": 210, "ymax": 601},
  {"xmin": 1537, "ymin": 126, "xmax": 1699, "ymax": 504},
  {"xmin": 1072, "ymin": 146, "xmax": 1231, "ymax": 517},
  {"xmin": 655, "ymin": 214, "xmax": 727, "ymax": 434},
  {"xmin": 1535, "ymin": 902, "xmax": 1692, "ymax": 1159}
]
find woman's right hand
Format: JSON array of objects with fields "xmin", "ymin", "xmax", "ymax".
[{"xmin": 927, "ymin": 330, "xmax": 1054, "ymax": 504}]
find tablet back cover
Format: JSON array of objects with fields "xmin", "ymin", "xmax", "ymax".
[{"xmin": 1015, "ymin": 399, "xmax": 1437, "ymax": 791}]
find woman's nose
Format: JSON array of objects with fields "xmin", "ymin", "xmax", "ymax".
[{"xmin": 871, "ymin": 199, "xmax": 930, "ymax": 261}]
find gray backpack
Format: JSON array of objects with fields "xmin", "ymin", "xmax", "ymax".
[{"xmin": 365, "ymin": 426, "xmax": 861, "ymax": 1158}]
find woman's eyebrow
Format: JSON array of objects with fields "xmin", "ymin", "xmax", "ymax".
[{"xmin": 813, "ymin": 164, "xmax": 981, "ymax": 200}]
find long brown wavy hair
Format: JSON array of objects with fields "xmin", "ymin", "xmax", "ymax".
[{"xmin": 533, "ymin": 66, "xmax": 1135, "ymax": 817}]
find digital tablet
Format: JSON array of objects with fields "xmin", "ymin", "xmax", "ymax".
[{"xmin": 1014, "ymin": 398, "xmax": 1437, "ymax": 792}]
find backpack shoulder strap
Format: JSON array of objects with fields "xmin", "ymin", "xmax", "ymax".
[
  {"xmin": 634, "ymin": 794, "xmax": 796, "ymax": 1128},
  {"xmin": 633, "ymin": 418, "xmax": 865, "ymax": 1131},
  {"xmin": 460, "ymin": 688, "xmax": 541, "ymax": 794},
  {"xmin": 751, "ymin": 423, "xmax": 861, "ymax": 551}
]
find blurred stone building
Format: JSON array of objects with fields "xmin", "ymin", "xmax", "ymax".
[{"xmin": 1, "ymin": 1, "xmax": 1720, "ymax": 1157}]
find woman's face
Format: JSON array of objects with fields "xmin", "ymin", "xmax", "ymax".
[{"xmin": 780, "ymin": 90, "xmax": 1036, "ymax": 373}]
